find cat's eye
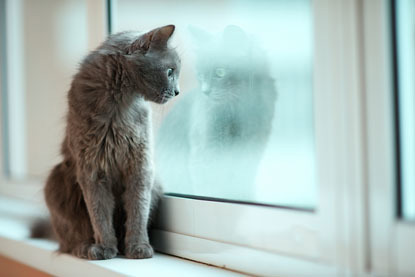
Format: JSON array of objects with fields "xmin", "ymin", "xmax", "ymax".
[
  {"xmin": 167, "ymin": 68, "xmax": 174, "ymax": 77},
  {"xmin": 215, "ymin": 67, "xmax": 226, "ymax": 78}
]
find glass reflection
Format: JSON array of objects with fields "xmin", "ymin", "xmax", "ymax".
[
  {"xmin": 116, "ymin": 0, "xmax": 316, "ymax": 208},
  {"xmin": 156, "ymin": 25, "xmax": 277, "ymax": 200}
]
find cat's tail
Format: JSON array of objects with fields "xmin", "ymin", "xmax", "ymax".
[{"xmin": 30, "ymin": 217, "xmax": 56, "ymax": 240}]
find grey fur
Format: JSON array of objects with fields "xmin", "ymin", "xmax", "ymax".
[{"xmin": 43, "ymin": 25, "xmax": 180, "ymax": 260}]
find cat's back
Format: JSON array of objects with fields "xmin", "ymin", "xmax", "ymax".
[{"xmin": 67, "ymin": 31, "xmax": 142, "ymax": 99}]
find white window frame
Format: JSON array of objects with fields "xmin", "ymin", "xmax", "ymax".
[
  {"xmin": 365, "ymin": 0, "xmax": 415, "ymax": 276},
  {"xmin": 1, "ymin": 0, "xmax": 26, "ymax": 179},
  {"xmin": 0, "ymin": 0, "xmax": 4, "ymax": 177},
  {"xmin": 150, "ymin": 0, "xmax": 414, "ymax": 275},
  {"xmin": 1, "ymin": 0, "xmax": 414, "ymax": 276},
  {"xmin": 151, "ymin": 0, "xmax": 370, "ymax": 275}
]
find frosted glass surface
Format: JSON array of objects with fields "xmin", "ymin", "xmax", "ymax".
[{"xmin": 116, "ymin": 0, "xmax": 316, "ymax": 209}]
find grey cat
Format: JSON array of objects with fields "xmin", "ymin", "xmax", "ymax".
[
  {"xmin": 37, "ymin": 25, "xmax": 180, "ymax": 260},
  {"xmin": 156, "ymin": 25, "xmax": 276, "ymax": 200}
]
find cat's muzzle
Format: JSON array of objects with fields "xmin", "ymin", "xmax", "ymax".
[{"xmin": 160, "ymin": 89, "xmax": 179, "ymax": 103}]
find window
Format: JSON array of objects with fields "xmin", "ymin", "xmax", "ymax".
[
  {"xmin": 114, "ymin": 0, "xmax": 367, "ymax": 274},
  {"xmin": 0, "ymin": 0, "xmax": 414, "ymax": 276},
  {"xmin": 114, "ymin": 0, "xmax": 316, "ymax": 209}
]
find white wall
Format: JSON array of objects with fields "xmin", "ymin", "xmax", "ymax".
[
  {"xmin": 1, "ymin": 0, "xmax": 97, "ymax": 179},
  {"xmin": 23, "ymin": 0, "xmax": 89, "ymax": 178}
]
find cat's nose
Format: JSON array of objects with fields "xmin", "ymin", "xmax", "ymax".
[
  {"xmin": 201, "ymin": 82, "xmax": 209, "ymax": 94},
  {"xmin": 174, "ymin": 90, "xmax": 180, "ymax": 96}
]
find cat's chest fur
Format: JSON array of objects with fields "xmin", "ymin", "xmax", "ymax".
[
  {"xmin": 191, "ymin": 97, "xmax": 247, "ymax": 145},
  {"xmin": 70, "ymin": 97, "xmax": 152, "ymax": 175}
]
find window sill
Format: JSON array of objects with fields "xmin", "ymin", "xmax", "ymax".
[{"xmin": 0, "ymin": 194, "xmax": 241, "ymax": 277}]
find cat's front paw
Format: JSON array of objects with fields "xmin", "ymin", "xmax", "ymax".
[
  {"xmin": 88, "ymin": 244, "xmax": 118, "ymax": 260},
  {"xmin": 125, "ymin": 243, "xmax": 154, "ymax": 259}
]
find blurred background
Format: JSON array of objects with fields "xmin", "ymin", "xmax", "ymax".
[{"xmin": 0, "ymin": 0, "xmax": 413, "ymax": 218}]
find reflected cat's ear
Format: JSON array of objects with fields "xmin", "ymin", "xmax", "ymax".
[
  {"xmin": 188, "ymin": 25, "xmax": 212, "ymax": 46},
  {"xmin": 131, "ymin": 25, "xmax": 175, "ymax": 53},
  {"xmin": 222, "ymin": 25, "xmax": 249, "ymax": 52}
]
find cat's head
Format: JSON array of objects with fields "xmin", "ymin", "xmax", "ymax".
[
  {"xmin": 189, "ymin": 25, "xmax": 266, "ymax": 102},
  {"xmin": 122, "ymin": 25, "xmax": 181, "ymax": 104}
]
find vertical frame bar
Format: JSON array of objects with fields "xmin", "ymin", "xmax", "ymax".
[
  {"xmin": 106, "ymin": 0, "xmax": 114, "ymax": 35},
  {"xmin": 0, "ymin": 0, "xmax": 10, "ymax": 177},
  {"xmin": 363, "ymin": 0, "xmax": 415, "ymax": 275},
  {"xmin": 390, "ymin": 0, "xmax": 403, "ymax": 219},
  {"xmin": 4, "ymin": 0, "xmax": 27, "ymax": 179},
  {"xmin": 394, "ymin": 0, "xmax": 415, "ymax": 221}
]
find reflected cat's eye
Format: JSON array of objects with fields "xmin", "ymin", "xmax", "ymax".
[{"xmin": 215, "ymin": 67, "xmax": 226, "ymax": 78}]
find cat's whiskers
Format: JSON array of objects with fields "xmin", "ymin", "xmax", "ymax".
[
  {"xmin": 210, "ymin": 88, "xmax": 240, "ymax": 103},
  {"xmin": 227, "ymin": 90, "xmax": 240, "ymax": 101}
]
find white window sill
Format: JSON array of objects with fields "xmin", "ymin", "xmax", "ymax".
[{"xmin": 0, "ymin": 194, "xmax": 241, "ymax": 277}]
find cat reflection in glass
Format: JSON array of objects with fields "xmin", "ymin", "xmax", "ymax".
[{"xmin": 156, "ymin": 25, "xmax": 277, "ymax": 201}]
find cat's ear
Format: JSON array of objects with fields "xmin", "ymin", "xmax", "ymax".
[
  {"xmin": 222, "ymin": 25, "xmax": 249, "ymax": 51},
  {"xmin": 149, "ymin": 25, "xmax": 175, "ymax": 50},
  {"xmin": 131, "ymin": 25, "xmax": 175, "ymax": 53},
  {"xmin": 188, "ymin": 25, "xmax": 212, "ymax": 46}
]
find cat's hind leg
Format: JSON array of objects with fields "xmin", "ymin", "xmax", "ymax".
[
  {"xmin": 148, "ymin": 178, "xmax": 163, "ymax": 228},
  {"xmin": 45, "ymin": 162, "xmax": 117, "ymax": 260},
  {"xmin": 52, "ymin": 212, "xmax": 117, "ymax": 260}
]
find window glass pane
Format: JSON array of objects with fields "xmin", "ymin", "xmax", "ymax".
[
  {"xmin": 115, "ymin": 0, "xmax": 316, "ymax": 209},
  {"xmin": 395, "ymin": 0, "xmax": 415, "ymax": 220}
]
